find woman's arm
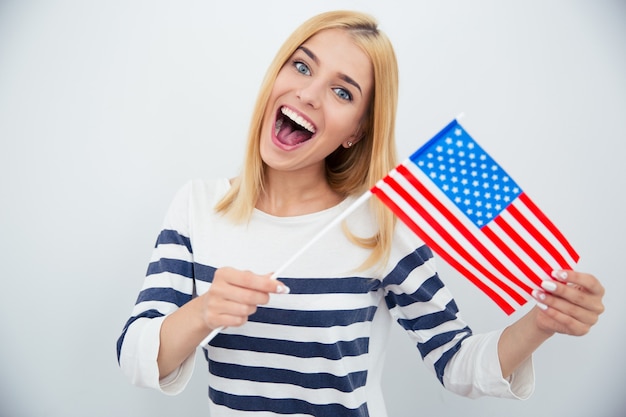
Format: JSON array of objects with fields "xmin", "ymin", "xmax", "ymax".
[
  {"xmin": 157, "ymin": 268, "xmax": 289, "ymax": 378},
  {"xmin": 498, "ymin": 270, "xmax": 605, "ymax": 378}
]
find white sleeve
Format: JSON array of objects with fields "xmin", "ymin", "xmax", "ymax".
[
  {"xmin": 118, "ymin": 316, "xmax": 197, "ymax": 395},
  {"xmin": 117, "ymin": 181, "xmax": 198, "ymax": 395},
  {"xmin": 442, "ymin": 329, "xmax": 535, "ymax": 399}
]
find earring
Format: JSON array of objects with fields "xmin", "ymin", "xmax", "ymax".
[{"xmin": 347, "ymin": 141, "xmax": 353, "ymax": 148}]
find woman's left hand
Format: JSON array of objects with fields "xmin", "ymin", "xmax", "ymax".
[{"xmin": 531, "ymin": 270, "xmax": 605, "ymax": 336}]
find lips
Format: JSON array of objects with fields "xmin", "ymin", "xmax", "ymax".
[{"xmin": 274, "ymin": 106, "xmax": 316, "ymax": 146}]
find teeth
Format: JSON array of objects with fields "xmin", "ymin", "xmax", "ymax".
[{"xmin": 281, "ymin": 107, "xmax": 316, "ymax": 133}]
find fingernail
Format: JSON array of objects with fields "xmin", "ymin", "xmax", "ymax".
[
  {"xmin": 532, "ymin": 289, "xmax": 546, "ymax": 301},
  {"xmin": 551, "ymin": 270, "xmax": 568, "ymax": 280},
  {"xmin": 541, "ymin": 280, "xmax": 557, "ymax": 292},
  {"xmin": 277, "ymin": 284, "xmax": 290, "ymax": 294},
  {"xmin": 536, "ymin": 301, "xmax": 548, "ymax": 311}
]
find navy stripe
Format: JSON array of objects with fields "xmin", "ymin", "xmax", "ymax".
[
  {"xmin": 251, "ymin": 306, "xmax": 377, "ymax": 328},
  {"xmin": 147, "ymin": 258, "xmax": 194, "ymax": 278},
  {"xmin": 210, "ymin": 361, "xmax": 367, "ymax": 392},
  {"xmin": 136, "ymin": 287, "xmax": 192, "ymax": 307},
  {"xmin": 385, "ymin": 274, "xmax": 444, "ymax": 310},
  {"xmin": 210, "ymin": 335, "xmax": 369, "ymax": 360},
  {"xmin": 278, "ymin": 276, "xmax": 380, "ymax": 294},
  {"xmin": 417, "ymin": 326, "xmax": 472, "ymax": 358},
  {"xmin": 116, "ymin": 309, "xmax": 164, "ymax": 363},
  {"xmin": 155, "ymin": 229, "xmax": 192, "ymax": 253},
  {"xmin": 193, "ymin": 262, "xmax": 216, "ymax": 283},
  {"xmin": 383, "ymin": 245, "xmax": 434, "ymax": 286},
  {"xmin": 209, "ymin": 388, "xmax": 369, "ymax": 417},
  {"xmin": 397, "ymin": 299, "xmax": 460, "ymax": 331},
  {"xmin": 434, "ymin": 334, "xmax": 471, "ymax": 384}
]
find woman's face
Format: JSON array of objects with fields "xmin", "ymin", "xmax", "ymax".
[{"xmin": 259, "ymin": 28, "xmax": 373, "ymax": 176}]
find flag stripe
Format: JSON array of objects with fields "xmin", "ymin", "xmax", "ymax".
[
  {"xmin": 511, "ymin": 198, "xmax": 578, "ymax": 267},
  {"xmin": 481, "ymin": 226, "xmax": 543, "ymax": 287},
  {"xmin": 396, "ymin": 164, "xmax": 533, "ymax": 297},
  {"xmin": 371, "ymin": 184, "xmax": 517, "ymax": 314},
  {"xmin": 483, "ymin": 218, "xmax": 551, "ymax": 282},
  {"xmin": 492, "ymin": 214, "xmax": 554, "ymax": 275},
  {"xmin": 506, "ymin": 201, "xmax": 573, "ymax": 269},
  {"xmin": 519, "ymin": 193, "xmax": 579, "ymax": 262}
]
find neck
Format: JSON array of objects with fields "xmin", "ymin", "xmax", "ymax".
[{"xmin": 256, "ymin": 167, "xmax": 344, "ymax": 217}]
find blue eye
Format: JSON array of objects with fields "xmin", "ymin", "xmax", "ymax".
[
  {"xmin": 333, "ymin": 87, "xmax": 352, "ymax": 101},
  {"xmin": 294, "ymin": 61, "xmax": 310, "ymax": 75}
]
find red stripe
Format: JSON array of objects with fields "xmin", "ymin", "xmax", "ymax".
[
  {"xmin": 396, "ymin": 165, "xmax": 532, "ymax": 299},
  {"xmin": 507, "ymin": 202, "xmax": 573, "ymax": 270},
  {"xmin": 493, "ymin": 214, "xmax": 553, "ymax": 275},
  {"xmin": 519, "ymin": 193, "xmax": 579, "ymax": 262},
  {"xmin": 383, "ymin": 171, "xmax": 526, "ymax": 306},
  {"xmin": 481, "ymin": 226, "xmax": 544, "ymax": 287},
  {"xmin": 371, "ymin": 185, "xmax": 517, "ymax": 315}
]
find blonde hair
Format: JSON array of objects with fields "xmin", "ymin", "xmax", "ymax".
[{"xmin": 216, "ymin": 10, "xmax": 399, "ymax": 269}]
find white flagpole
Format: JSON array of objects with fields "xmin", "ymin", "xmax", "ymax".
[{"xmin": 198, "ymin": 190, "xmax": 373, "ymax": 347}]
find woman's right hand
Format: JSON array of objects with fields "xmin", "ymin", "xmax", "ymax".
[{"xmin": 200, "ymin": 267, "xmax": 290, "ymax": 331}]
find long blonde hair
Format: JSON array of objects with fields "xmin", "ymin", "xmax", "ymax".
[{"xmin": 216, "ymin": 10, "xmax": 400, "ymax": 269}]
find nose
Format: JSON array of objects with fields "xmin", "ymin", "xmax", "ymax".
[{"xmin": 296, "ymin": 79, "xmax": 323, "ymax": 109}]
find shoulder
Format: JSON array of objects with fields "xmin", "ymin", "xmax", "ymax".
[
  {"xmin": 171, "ymin": 178, "xmax": 231, "ymax": 207},
  {"xmin": 161, "ymin": 178, "xmax": 230, "ymax": 227}
]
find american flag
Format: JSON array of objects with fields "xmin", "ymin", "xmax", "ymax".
[{"xmin": 371, "ymin": 119, "xmax": 579, "ymax": 314}]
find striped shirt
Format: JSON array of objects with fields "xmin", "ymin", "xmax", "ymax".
[{"xmin": 117, "ymin": 179, "xmax": 534, "ymax": 416}]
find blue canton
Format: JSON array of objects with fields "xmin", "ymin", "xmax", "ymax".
[{"xmin": 411, "ymin": 124, "xmax": 521, "ymax": 228}]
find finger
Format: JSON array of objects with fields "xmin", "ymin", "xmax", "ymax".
[
  {"xmin": 216, "ymin": 268, "xmax": 290, "ymax": 294},
  {"xmin": 551, "ymin": 270, "xmax": 605, "ymax": 297},
  {"xmin": 204, "ymin": 299, "xmax": 257, "ymax": 329},
  {"xmin": 544, "ymin": 274, "xmax": 605, "ymax": 316},
  {"xmin": 535, "ymin": 287, "xmax": 600, "ymax": 327},
  {"xmin": 534, "ymin": 304, "xmax": 593, "ymax": 336}
]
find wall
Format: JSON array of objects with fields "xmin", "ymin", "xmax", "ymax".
[{"xmin": 0, "ymin": 1, "xmax": 624, "ymax": 416}]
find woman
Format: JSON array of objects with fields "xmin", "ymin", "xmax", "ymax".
[{"xmin": 117, "ymin": 10, "xmax": 604, "ymax": 416}]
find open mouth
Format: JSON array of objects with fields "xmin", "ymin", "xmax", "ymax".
[{"xmin": 274, "ymin": 106, "xmax": 316, "ymax": 146}]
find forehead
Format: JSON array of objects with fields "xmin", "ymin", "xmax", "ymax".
[{"xmin": 299, "ymin": 29, "xmax": 373, "ymax": 89}]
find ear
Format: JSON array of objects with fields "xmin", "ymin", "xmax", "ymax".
[{"xmin": 342, "ymin": 126, "xmax": 365, "ymax": 148}]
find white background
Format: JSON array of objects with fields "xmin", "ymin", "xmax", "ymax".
[{"xmin": 1, "ymin": 1, "xmax": 625, "ymax": 416}]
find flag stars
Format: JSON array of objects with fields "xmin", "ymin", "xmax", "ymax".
[{"xmin": 415, "ymin": 130, "xmax": 522, "ymax": 229}]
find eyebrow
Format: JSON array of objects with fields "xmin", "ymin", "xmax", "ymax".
[{"xmin": 297, "ymin": 46, "xmax": 363, "ymax": 95}]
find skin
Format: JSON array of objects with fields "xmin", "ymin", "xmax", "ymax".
[{"xmin": 156, "ymin": 28, "xmax": 605, "ymax": 381}]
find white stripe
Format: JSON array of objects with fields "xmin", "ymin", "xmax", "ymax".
[
  {"xmin": 209, "ymin": 374, "xmax": 367, "ymax": 409},
  {"xmin": 387, "ymin": 286, "xmax": 454, "ymax": 321},
  {"xmin": 221, "ymin": 320, "xmax": 372, "ymax": 344},
  {"xmin": 384, "ymin": 256, "xmax": 439, "ymax": 296},
  {"xmin": 268, "ymin": 292, "xmax": 378, "ymax": 312},
  {"xmin": 150, "ymin": 242, "xmax": 192, "ymax": 262},
  {"xmin": 484, "ymin": 219, "xmax": 550, "ymax": 283},
  {"xmin": 139, "ymin": 271, "xmax": 194, "ymax": 292},
  {"xmin": 514, "ymin": 198, "xmax": 579, "ymax": 266},
  {"xmin": 497, "ymin": 207, "xmax": 564, "ymax": 269},
  {"xmin": 208, "ymin": 347, "xmax": 367, "ymax": 377},
  {"xmin": 131, "ymin": 300, "xmax": 177, "ymax": 316}
]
